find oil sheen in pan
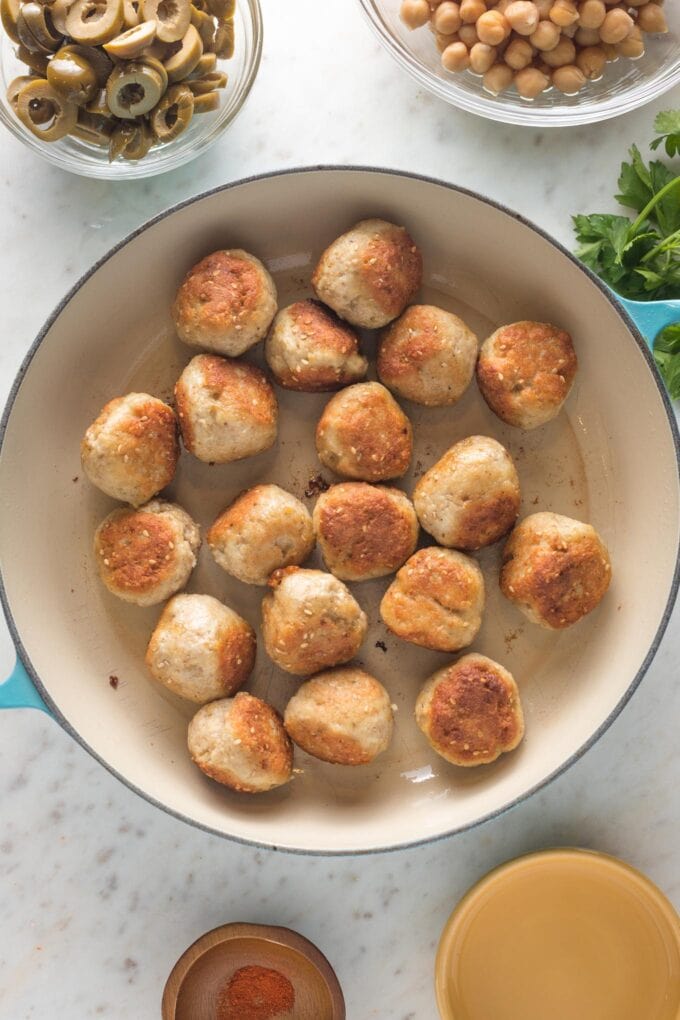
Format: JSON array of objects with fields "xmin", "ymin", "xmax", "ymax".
[{"xmin": 102, "ymin": 256, "xmax": 596, "ymax": 801}]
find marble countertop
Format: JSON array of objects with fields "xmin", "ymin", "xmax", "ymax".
[{"xmin": 1, "ymin": 2, "xmax": 679, "ymax": 1017}]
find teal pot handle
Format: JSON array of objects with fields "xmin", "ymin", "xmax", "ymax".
[
  {"xmin": 617, "ymin": 296, "xmax": 680, "ymax": 351},
  {"xmin": 0, "ymin": 658, "xmax": 51, "ymax": 714}
]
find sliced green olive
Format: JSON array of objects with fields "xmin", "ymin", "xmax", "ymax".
[
  {"xmin": 49, "ymin": 0, "xmax": 74, "ymax": 34},
  {"xmin": 47, "ymin": 47, "xmax": 98, "ymax": 103},
  {"xmin": 66, "ymin": 0, "xmax": 123, "ymax": 45},
  {"xmin": 163, "ymin": 22, "xmax": 201, "ymax": 81},
  {"xmin": 206, "ymin": 0, "xmax": 232, "ymax": 19},
  {"xmin": 150, "ymin": 81, "xmax": 192, "ymax": 141},
  {"xmin": 213, "ymin": 19, "xmax": 232, "ymax": 58},
  {"xmin": 0, "ymin": 0, "xmax": 21, "ymax": 43},
  {"xmin": 189, "ymin": 5, "xmax": 214, "ymax": 50},
  {"xmin": 189, "ymin": 50, "xmax": 216, "ymax": 75},
  {"xmin": 192, "ymin": 88, "xmax": 218, "ymax": 113},
  {"xmin": 106, "ymin": 60, "xmax": 163, "ymax": 116},
  {"xmin": 73, "ymin": 108, "xmax": 114, "ymax": 144},
  {"xmin": 141, "ymin": 0, "xmax": 190, "ymax": 42},
  {"xmin": 63, "ymin": 43, "xmax": 114, "ymax": 84},
  {"xmin": 186, "ymin": 68, "xmax": 225, "ymax": 93},
  {"xmin": 15, "ymin": 44, "xmax": 49, "ymax": 74},
  {"xmin": 121, "ymin": 119, "xmax": 153, "ymax": 158},
  {"xmin": 85, "ymin": 85, "xmax": 111, "ymax": 114},
  {"xmin": 7, "ymin": 75, "xmax": 38, "ymax": 111},
  {"xmin": 137, "ymin": 52, "xmax": 167, "ymax": 91},
  {"xmin": 18, "ymin": 2, "xmax": 63, "ymax": 50},
  {"xmin": 103, "ymin": 19, "xmax": 155, "ymax": 57},
  {"xmin": 122, "ymin": 0, "xmax": 139, "ymax": 25},
  {"xmin": 15, "ymin": 77, "xmax": 77, "ymax": 140}
]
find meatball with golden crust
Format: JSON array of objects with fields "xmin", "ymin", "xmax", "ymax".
[
  {"xmin": 284, "ymin": 667, "xmax": 394, "ymax": 765},
  {"xmin": 476, "ymin": 321, "xmax": 577, "ymax": 429},
  {"xmin": 261, "ymin": 567, "xmax": 367, "ymax": 676},
  {"xmin": 378, "ymin": 305, "xmax": 478, "ymax": 407},
  {"xmin": 500, "ymin": 511, "xmax": 611, "ymax": 629},
  {"xmin": 413, "ymin": 435, "xmax": 520, "ymax": 550},
  {"xmin": 208, "ymin": 484, "xmax": 315, "ymax": 586},
  {"xmin": 145, "ymin": 594, "xmax": 256, "ymax": 703},
  {"xmin": 175, "ymin": 354, "xmax": 278, "ymax": 464},
  {"xmin": 316, "ymin": 382, "xmax": 413, "ymax": 482},
  {"xmin": 312, "ymin": 482, "xmax": 418, "ymax": 582},
  {"xmin": 416, "ymin": 653, "xmax": 524, "ymax": 767},
  {"xmin": 188, "ymin": 693, "xmax": 293, "ymax": 793},
  {"xmin": 94, "ymin": 499, "xmax": 200, "ymax": 607},
  {"xmin": 380, "ymin": 547, "xmax": 484, "ymax": 652},
  {"xmin": 311, "ymin": 218, "xmax": 423, "ymax": 329},
  {"xmin": 81, "ymin": 393, "xmax": 179, "ymax": 507},
  {"xmin": 265, "ymin": 299, "xmax": 368, "ymax": 392},
  {"xmin": 172, "ymin": 249, "xmax": 277, "ymax": 357}
]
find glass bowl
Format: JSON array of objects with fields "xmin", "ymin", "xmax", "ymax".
[
  {"xmin": 0, "ymin": 0, "xmax": 262, "ymax": 179},
  {"xmin": 357, "ymin": 0, "xmax": 680, "ymax": 127}
]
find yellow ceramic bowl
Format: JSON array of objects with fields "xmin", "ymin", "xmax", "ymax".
[{"xmin": 436, "ymin": 849, "xmax": 680, "ymax": 1020}]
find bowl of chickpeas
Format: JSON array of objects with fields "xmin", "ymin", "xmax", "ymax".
[
  {"xmin": 358, "ymin": 0, "xmax": 679, "ymax": 125},
  {"xmin": 0, "ymin": 0, "xmax": 261, "ymax": 177}
]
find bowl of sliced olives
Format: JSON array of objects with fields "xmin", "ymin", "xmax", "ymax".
[{"xmin": 0, "ymin": 0, "xmax": 261, "ymax": 176}]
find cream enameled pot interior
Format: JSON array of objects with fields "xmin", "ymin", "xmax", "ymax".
[{"xmin": 1, "ymin": 169, "xmax": 678, "ymax": 853}]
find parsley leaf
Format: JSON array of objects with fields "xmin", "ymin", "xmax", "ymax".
[
  {"xmin": 573, "ymin": 113, "xmax": 680, "ymax": 398},
  {"xmin": 651, "ymin": 111, "xmax": 680, "ymax": 158},
  {"xmin": 654, "ymin": 324, "xmax": 680, "ymax": 400}
]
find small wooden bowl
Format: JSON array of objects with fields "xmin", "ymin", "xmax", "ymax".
[{"xmin": 162, "ymin": 922, "xmax": 346, "ymax": 1020}]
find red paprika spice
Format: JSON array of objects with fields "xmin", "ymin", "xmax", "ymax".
[{"xmin": 216, "ymin": 964, "xmax": 295, "ymax": 1020}]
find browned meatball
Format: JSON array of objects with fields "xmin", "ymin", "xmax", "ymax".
[
  {"xmin": 316, "ymin": 382, "xmax": 413, "ymax": 482},
  {"xmin": 312, "ymin": 482, "xmax": 419, "ymax": 581},
  {"xmin": 416, "ymin": 653, "xmax": 524, "ymax": 767},
  {"xmin": 311, "ymin": 219, "xmax": 423, "ymax": 329},
  {"xmin": 172, "ymin": 249, "xmax": 277, "ymax": 356},
  {"xmin": 188, "ymin": 693, "xmax": 293, "ymax": 793},
  {"xmin": 476, "ymin": 321, "xmax": 577, "ymax": 429},
  {"xmin": 265, "ymin": 300, "xmax": 367, "ymax": 391},
  {"xmin": 500, "ymin": 511, "xmax": 611, "ymax": 629}
]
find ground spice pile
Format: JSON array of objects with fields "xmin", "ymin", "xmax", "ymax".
[{"xmin": 216, "ymin": 964, "xmax": 295, "ymax": 1020}]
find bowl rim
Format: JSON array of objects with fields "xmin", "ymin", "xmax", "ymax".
[
  {"xmin": 0, "ymin": 0, "xmax": 263, "ymax": 179},
  {"xmin": 1, "ymin": 165, "xmax": 679, "ymax": 856},
  {"xmin": 434, "ymin": 847, "xmax": 680, "ymax": 1018},
  {"xmin": 356, "ymin": 0, "xmax": 680, "ymax": 128}
]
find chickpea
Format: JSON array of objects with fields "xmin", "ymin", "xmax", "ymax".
[
  {"xmin": 599, "ymin": 8, "xmax": 634, "ymax": 41},
  {"xmin": 495, "ymin": 0, "xmax": 512, "ymax": 11},
  {"xmin": 469, "ymin": 41, "xmax": 497, "ymax": 72},
  {"xmin": 578, "ymin": 0, "xmax": 606, "ymax": 26},
  {"xmin": 458, "ymin": 23, "xmax": 479, "ymax": 44},
  {"xmin": 575, "ymin": 26, "xmax": 602, "ymax": 45},
  {"xmin": 549, "ymin": 0, "xmax": 579, "ymax": 25},
  {"xmin": 541, "ymin": 35, "xmax": 576, "ymax": 64},
  {"xmin": 400, "ymin": 0, "xmax": 431, "ymax": 28},
  {"xmin": 617, "ymin": 25, "xmax": 645, "ymax": 56},
  {"xmin": 483, "ymin": 61, "xmax": 514, "ymax": 92},
  {"xmin": 601, "ymin": 41, "xmax": 620, "ymax": 59},
  {"xmin": 576, "ymin": 43, "xmax": 607, "ymax": 76},
  {"xmin": 535, "ymin": 0, "xmax": 554, "ymax": 16},
  {"xmin": 434, "ymin": 1, "xmax": 462, "ymax": 34},
  {"xmin": 504, "ymin": 36, "xmax": 535, "ymax": 67},
  {"xmin": 476, "ymin": 9, "xmax": 511, "ymax": 43},
  {"xmin": 436, "ymin": 30, "xmax": 458, "ymax": 50},
  {"xmin": 459, "ymin": 0, "xmax": 485, "ymax": 22},
  {"xmin": 552, "ymin": 63, "xmax": 586, "ymax": 91},
  {"xmin": 505, "ymin": 0, "xmax": 539, "ymax": 34},
  {"xmin": 530, "ymin": 19, "xmax": 561, "ymax": 48},
  {"xmin": 514, "ymin": 65, "xmax": 550, "ymax": 96},
  {"xmin": 636, "ymin": 2, "xmax": 668, "ymax": 33},
  {"xmin": 441, "ymin": 39, "xmax": 471, "ymax": 69}
]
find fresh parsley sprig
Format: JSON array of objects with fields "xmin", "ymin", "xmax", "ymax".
[{"xmin": 573, "ymin": 111, "xmax": 680, "ymax": 398}]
